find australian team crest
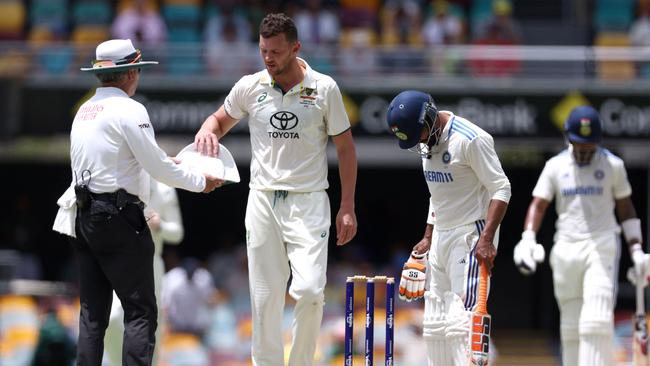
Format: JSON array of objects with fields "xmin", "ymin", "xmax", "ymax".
[{"xmin": 299, "ymin": 87, "xmax": 317, "ymax": 106}]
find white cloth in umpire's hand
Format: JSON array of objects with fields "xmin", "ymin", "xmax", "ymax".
[
  {"xmin": 513, "ymin": 230, "xmax": 545, "ymax": 275},
  {"xmin": 399, "ymin": 251, "xmax": 427, "ymax": 301}
]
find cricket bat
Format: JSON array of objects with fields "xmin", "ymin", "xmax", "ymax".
[
  {"xmin": 633, "ymin": 277, "xmax": 649, "ymax": 366},
  {"xmin": 468, "ymin": 263, "xmax": 491, "ymax": 366}
]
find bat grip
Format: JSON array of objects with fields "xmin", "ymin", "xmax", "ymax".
[
  {"xmin": 637, "ymin": 278, "xmax": 646, "ymax": 316},
  {"xmin": 476, "ymin": 263, "xmax": 489, "ymax": 315}
]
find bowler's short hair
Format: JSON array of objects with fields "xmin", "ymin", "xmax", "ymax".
[{"xmin": 259, "ymin": 13, "xmax": 298, "ymax": 43}]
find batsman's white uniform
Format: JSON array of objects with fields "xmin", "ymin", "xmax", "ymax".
[
  {"xmin": 532, "ymin": 148, "xmax": 631, "ymax": 366},
  {"xmin": 104, "ymin": 179, "xmax": 184, "ymax": 365},
  {"xmin": 421, "ymin": 113, "xmax": 511, "ymax": 365},
  {"xmin": 223, "ymin": 58, "xmax": 350, "ymax": 366}
]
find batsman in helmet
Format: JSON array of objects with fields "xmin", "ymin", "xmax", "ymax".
[
  {"xmin": 513, "ymin": 105, "xmax": 647, "ymax": 365},
  {"xmin": 386, "ymin": 90, "xmax": 511, "ymax": 365}
]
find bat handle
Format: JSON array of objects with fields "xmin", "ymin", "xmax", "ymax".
[
  {"xmin": 475, "ymin": 264, "xmax": 489, "ymax": 315},
  {"xmin": 638, "ymin": 277, "xmax": 646, "ymax": 316}
]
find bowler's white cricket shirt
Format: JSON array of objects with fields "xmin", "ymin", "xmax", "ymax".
[
  {"xmin": 224, "ymin": 58, "xmax": 350, "ymax": 192},
  {"xmin": 423, "ymin": 112, "xmax": 511, "ymax": 230},
  {"xmin": 532, "ymin": 148, "xmax": 632, "ymax": 240},
  {"xmin": 70, "ymin": 87, "xmax": 205, "ymax": 200}
]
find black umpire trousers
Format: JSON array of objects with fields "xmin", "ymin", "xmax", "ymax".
[{"xmin": 71, "ymin": 199, "xmax": 157, "ymax": 366}]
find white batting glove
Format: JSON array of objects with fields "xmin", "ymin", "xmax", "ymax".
[
  {"xmin": 513, "ymin": 230, "xmax": 545, "ymax": 275},
  {"xmin": 399, "ymin": 251, "xmax": 427, "ymax": 302},
  {"xmin": 632, "ymin": 243, "xmax": 646, "ymax": 276},
  {"xmin": 627, "ymin": 254, "xmax": 650, "ymax": 287}
]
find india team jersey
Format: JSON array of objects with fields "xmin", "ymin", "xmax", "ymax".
[
  {"xmin": 532, "ymin": 148, "xmax": 632, "ymax": 240},
  {"xmin": 224, "ymin": 58, "xmax": 351, "ymax": 192},
  {"xmin": 423, "ymin": 112, "xmax": 511, "ymax": 230}
]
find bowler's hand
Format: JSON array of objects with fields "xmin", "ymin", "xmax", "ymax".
[
  {"xmin": 475, "ymin": 236, "xmax": 497, "ymax": 271},
  {"xmin": 194, "ymin": 128, "xmax": 220, "ymax": 157},
  {"xmin": 203, "ymin": 174, "xmax": 224, "ymax": 193},
  {"xmin": 336, "ymin": 205, "xmax": 357, "ymax": 245}
]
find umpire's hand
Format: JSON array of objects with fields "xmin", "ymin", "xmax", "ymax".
[{"xmin": 203, "ymin": 174, "xmax": 224, "ymax": 193}]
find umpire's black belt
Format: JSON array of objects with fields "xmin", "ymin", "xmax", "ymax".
[{"xmin": 91, "ymin": 189, "xmax": 144, "ymax": 210}]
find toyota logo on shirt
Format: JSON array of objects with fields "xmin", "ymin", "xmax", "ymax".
[
  {"xmin": 270, "ymin": 111, "xmax": 298, "ymax": 130},
  {"xmin": 269, "ymin": 111, "xmax": 300, "ymax": 139}
]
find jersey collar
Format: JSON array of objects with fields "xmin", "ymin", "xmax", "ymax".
[
  {"xmin": 440, "ymin": 111, "xmax": 455, "ymax": 143},
  {"xmin": 95, "ymin": 86, "xmax": 129, "ymax": 97},
  {"xmin": 259, "ymin": 57, "xmax": 317, "ymax": 93}
]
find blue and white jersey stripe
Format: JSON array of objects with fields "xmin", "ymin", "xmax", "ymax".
[
  {"xmin": 449, "ymin": 117, "xmax": 478, "ymax": 141},
  {"xmin": 464, "ymin": 219, "xmax": 485, "ymax": 310}
]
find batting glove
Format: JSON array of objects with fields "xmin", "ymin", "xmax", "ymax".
[
  {"xmin": 513, "ymin": 230, "xmax": 545, "ymax": 275},
  {"xmin": 627, "ymin": 254, "xmax": 650, "ymax": 287},
  {"xmin": 399, "ymin": 251, "xmax": 427, "ymax": 302}
]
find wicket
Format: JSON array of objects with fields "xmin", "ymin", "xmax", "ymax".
[{"xmin": 344, "ymin": 275, "xmax": 395, "ymax": 366}]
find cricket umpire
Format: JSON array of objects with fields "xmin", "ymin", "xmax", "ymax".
[{"xmin": 53, "ymin": 39, "xmax": 221, "ymax": 366}]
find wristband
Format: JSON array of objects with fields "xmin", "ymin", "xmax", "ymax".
[{"xmin": 622, "ymin": 218, "xmax": 643, "ymax": 245}]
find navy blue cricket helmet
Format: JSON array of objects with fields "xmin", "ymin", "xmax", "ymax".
[
  {"xmin": 386, "ymin": 90, "xmax": 438, "ymax": 149},
  {"xmin": 564, "ymin": 106, "xmax": 602, "ymax": 144}
]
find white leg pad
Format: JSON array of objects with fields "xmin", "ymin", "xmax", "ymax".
[
  {"xmin": 423, "ymin": 292, "xmax": 448, "ymax": 365},
  {"xmin": 559, "ymin": 299, "xmax": 580, "ymax": 366},
  {"xmin": 579, "ymin": 335, "xmax": 612, "ymax": 366},
  {"xmin": 579, "ymin": 293, "xmax": 613, "ymax": 336},
  {"xmin": 445, "ymin": 292, "xmax": 470, "ymax": 366},
  {"xmin": 578, "ymin": 294, "xmax": 613, "ymax": 366}
]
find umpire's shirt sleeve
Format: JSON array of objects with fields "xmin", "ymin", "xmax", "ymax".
[{"xmin": 121, "ymin": 103, "xmax": 206, "ymax": 192}]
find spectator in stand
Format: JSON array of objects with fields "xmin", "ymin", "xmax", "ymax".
[
  {"xmin": 381, "ymin": 0, "xmax": 423, "ymax": 46},
  {"xmin": 630, "ymin": 0, "xmax": 650, "ymax": 46},
  {"xmin": 630, "ymin": 0, "xmax": 650, "ymax": 76},
  {"xmin": 379, "ymin": 1, "xmax": 426, "ymax": 73},
  {"xmin": 469, "ymin": 22, "xmax": 521, "ymax": 76},
  {"xmin": 338, "ymin": 28, "xmax": 378, "ymax": 76},
  {"xmin": 162, "ymin": 257, "xmax": 216, "ymax": 338},
  {"xmin": 111, "ymin": 0, "xmax": 167, "ymax": 44},
  {"xmin": 422, "ymin": 0, "xmax": 464, "ymax": 45},
  {"xmin": 294, "ymin": 0, "xmax": 341, "ymax": 46},
  {"xmin": 474, "ymin": 0, "xmax": 522, "ymax": 44},
  {"xmin": 203, "ymin": 0, "xmax": 251, "ymax": 45},
  {"xmin": 205, "ymin": 18, "xmax": 262, "ymax": 76},
  {"xmin": 339, "ymin": 0, "xmax": 381, "ymax": 28}
]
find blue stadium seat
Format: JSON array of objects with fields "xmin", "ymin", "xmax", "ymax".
[
  {"xmin": 30, "ymin": 0, "xmax": 67, "ymax": 29},
  {"xmin": 594, "ymin": 0, "xmax": 634, "ymax": 31},
  {"xmin": 162, "ymin": 4, "xmax": 200, "ymax": 27},
  {"xmin": 72, "ymin": 0, "xmax": 112, "ymax": 26}
]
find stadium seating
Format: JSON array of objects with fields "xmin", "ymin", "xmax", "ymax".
[
  {"xmin": 594, "ymin": 0, "xmax": 635, "ymax": 31},
  {"xmin": 0, "ymin": 0, "xmax": 26, "ymax": 40},
  {"xmin": 594, "ymin": 32, "xmax": 636, "ymax": 80},
  {"xmin": 0, "ymin": 295, "xmax": 39, "ymax": 366}
]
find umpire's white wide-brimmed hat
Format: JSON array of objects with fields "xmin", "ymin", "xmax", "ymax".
[{"xmin": 80, "ymin": 39, "xmax": 158, "ymax": 73}]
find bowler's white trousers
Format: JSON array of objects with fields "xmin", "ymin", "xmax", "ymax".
[{"xmin": 245, "ymin": 189, "xmax": 330, "ymax": 366}]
